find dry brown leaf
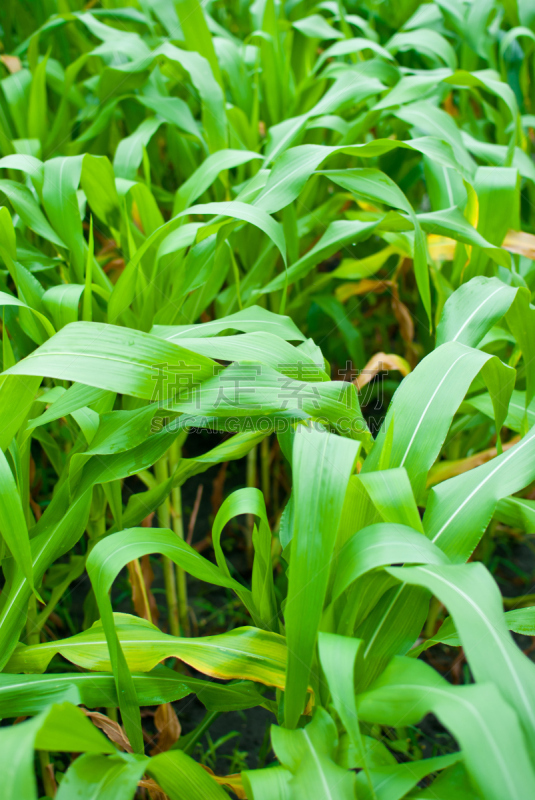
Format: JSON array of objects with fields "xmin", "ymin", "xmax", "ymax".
[
  {"xmin": 427, "ymin": 234, "xmax": 456, "ymax": 262},
  {"xmin": 149, "ymin": 703, "xmax": 181, "ymax": 755},
  {"xmin": 427, "ymin": 436, "xmax": 520, "ymax": 487},
  {"xmin": 391, "ymin": 289, "xmax": 414, "ymax": 344},
  {"xmin": 29, "ymin": 496, "xmax": 42, "ymax": 520},
  {"xmin": 443, "ymin": 93, "xmax": 459, "ymax": 117},
  {"xmin": 131, "ymin": 200, "xmax": 145, "ymax": 233},
  {"xmin": 335, "ymin": 279, "xmax": 393, "ymax": 304},
  {"xmin": 139, "ymin": 778, "xmax": 169, "ymax": 800},
  {"xmin": 428, "ymin": 229, "xmax": 535, "ymax": 263},
  {"xmin": 201, "ymin": 765, "xmax": 248, "ymax": 799},
  {"xmin": 355, "ymin": 199, "xmax": 382, "ymax": 213},
  {"xmin": 211, "ymin": 460, "xmax": 228, "ymax": 515},
  {"xmin": 186, "ymin": 483, "xmax": 204, "ymax": 546},
  {"xmin": 355, "ymin": 352, "xmax": 411, "ymax": 390},
  {"xmin": 82, "ymin": 709, "xmax": 132, "ymax": 752},
  {"xmin": 0, "ymin": 55, "xmax": 22, "ymax": 74},
  {"xmin": 503, "ymin": 230, "xmax": 535, "ymax": 259},
  {"xmin": 102, "ymin": 256, "xmax": 125, "ymax": 276}
]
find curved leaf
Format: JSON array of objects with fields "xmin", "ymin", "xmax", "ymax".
[{"xmin": 357, "ymin": 656, "xmax": 535, "ymax": 800}]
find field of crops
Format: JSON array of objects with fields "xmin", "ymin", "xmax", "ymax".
[{"xmin": 2, "ymin": 0, "xmax": 535, "ymax": 797}]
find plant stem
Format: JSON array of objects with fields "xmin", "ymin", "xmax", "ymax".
[
  {"xmin": 180, "ymin": 710, "xmax": 221, "ymax": 755},
  {"xmin": 130, "ymin": 557, "xmax": 152, "ymax": 623},
  {"xmin": 38, "ymin": 750, "xmax": 56, "ymax": 797},
  {"xmin": 246, "ymin": 445, "xmax": 257, "ymax": 565},
  {"xmin": 169, "ymin": 438, "xmax": 189, "ymax": 636},
  {"xmin": 155, "ymin": 455, "xmax": 180, "ymax": 638},
  {"xmin": 424, "ymin": 596, "xmax": 442, "ymax": 638},
  {"xmin": 503, "ymin": 594, "xmax": 535, "ymax": 608},
  {"xmin": 0, "ymin": 487, "xmax": 91, "ymax": 671},
  {"xmin": 260, "ymin": 435, "xmax": 270, "ymax": 506},
  {"xmin": 162, "ymin": 556, "xmax": 179, "ymax": 637},
  {"xmin": 26, "ymin": 594, "xmax": 40, "ymax": 645},
  {"xmin": 87, "ymin": 486, "xmax": 107, "ymax": 539}
]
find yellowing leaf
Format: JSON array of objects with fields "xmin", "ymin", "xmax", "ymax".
[
  {"xmin": 355, "ymin": 352, "xmax": 411, "ymax": 391},
  {"xmin": 7, "ymin": 615, "xmax": 288, "ymax": 690}
]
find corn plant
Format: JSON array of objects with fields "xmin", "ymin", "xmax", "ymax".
[{"xmin": 1, "ymin": 0, "xmax": 535, "ymax": 798}]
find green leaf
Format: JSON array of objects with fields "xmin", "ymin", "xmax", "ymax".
[
  {"xmin": 246, "ymin": 708, "xmax": 356, "ymax": 800},
  {"xmin": 174, "ymin": 0, "xmax": 223, "ymax": 87},
  {"xmin": 0, "ymin": 666, "xmax": 265, "ymax": 717},
  {"xmin": 166, "ymin": 362, "xmax": 369, "ymax": 442},
  {"xmin": 318, "ymin": 633, "xmax": 372, "ymax": 787},
  {"xmin": 0, "ymin": 702, "xmax": 113, "ymax": 800},
  {"xmin": 364, "ymin": 342, "xmax": 515, "ymax": 500},
  {"xmin": 151, "ymin": 305, "xmax": 305, "ymax": 341},
  {"xmin": 7, "ymin": 614, "xmax": 288, "ymax": 687},
  {"xmin": 173, "ymin": 149, "xmax": 261, "ymax": 213},
  {"xmin": 113, "ymin": 117, "xmax": 163, "ymax": 181},
  {"xmin": 26, "ymin": 383, "xmax": 111, "ymax": 430},
  {"xmin": 0, "ymin": 447, "xmax": 35, "ymax": 591},
  {"xmin": 359, "ymin": 467, "xmax": 423, "ymax": 532},
  {"xmin": 158, "ymin": 332, "xmax": 329, "ymax": 380},
  {"xmin": 387, "ymin": 29, "xmax": 457, "ymax": 69},
  {"xmin": 56, "ymin": 753, "xmax": 146, "ymax": 800},
  {"xmin": 28, "ymin": 53, "xmax": 49, "ymax": 143},
  {"xmin": 42, "ymin": 283, "xmax": 84, "ymax": 329},
  {"xmin": 212, "ymin": 487, "xmax": 277, "ymax": 628},
  {"xmin": 330, "ymin": 523, "xmax": 449, "ymax": 605},
  {"xmin": 388, "ymin": 563, "xmax": 535, "ymax": 744},
  {"xmin": 177, "ymin": 201, "xmax": 287, "ymax": 265},
  {"xmin": 0, "ymin": 179, "xmax": 64, "ymax": 247},
  {"xmin": 0, "ymin": 289, "xmax": 55, "ymax": 338},
  {"xmin": 147, "ymin": 750, "xmax": 229, "ymax": 800},
  {"xmin": 418, "ymin": 207, "xmax": 511, "ymax": 270},
  {"xmin": 424, "ymin": 422, "xmax": 535, "ymax": 561},
  {"xmin": 0, "ymin": 668, "xmax": 192, "ymax": 717},
  {"xmin": 355, "ymin": 753, "xmax": 463, "ymax": 800},
  {"xmin": 4, "ymin": 322, "xmax": 218, "ymax": 398},
  {"xmin": 42, "ymin": 156, "xmax": 86, "ymax": 280},
  {"xmin": 284, "ymin": 426, "xmax": 360, "ymax": 727},
  {"xmin": 259, "ymin": 219, "xmax": 383, "ymax": 294},
  {"xmin": 464, "ymin": 167, "xmax": 519, "ymax": 279},
  {"xmin": 314, "ymin": 37, "xmax": 394, "ymax": 73},
  {"xmin": 436, "ymin": 276, "xmax": 526, "ymax": 347},
  {"xmin": 436, "ymin": 276, "xmax": 535, "ymax": 404},
  {"xmin": 358, "ymin": 656, "xmax": 535, "ymax": 800},
  {"xmin": 293, "ymin": 15, "xmax": 345, "ymax": 41}
]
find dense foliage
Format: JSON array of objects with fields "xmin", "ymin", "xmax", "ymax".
[{"xmin": 1, "ymin": 0, "xmax": 535, "ymax": 797}]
